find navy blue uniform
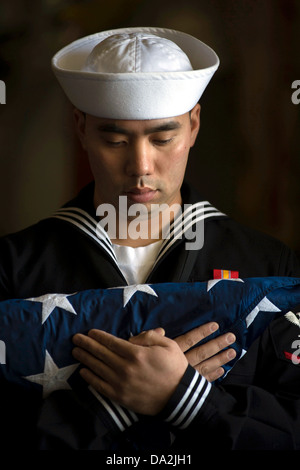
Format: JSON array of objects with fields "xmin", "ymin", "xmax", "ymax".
[{"xmin": 0, "ymin": 182, "xmax": 299, "ymax": 450}]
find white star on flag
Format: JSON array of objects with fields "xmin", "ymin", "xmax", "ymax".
[
  {"xmin": 207, "ymin": 278, "xmax": 244, "ymax": 292},
  {"xmin": 122, "ymin": 284, "xmax": 158, "ymax": 307},
  {"xmin": 285, "ymin": 311, "xmax": 300, "ymax": 328},
  {"xmin": 24, "ymin": 350, "xmax": 79, "ymax": 398},
  {"xmin": 26, "ymin": 293, "xmax": 77, "ymax": 324},
  {"xmin": 245, "ymin": 296, "xmax": 281, "ymax": 327}
]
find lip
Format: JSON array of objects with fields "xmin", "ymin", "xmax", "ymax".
[{"xmin": 124, "ymin": 187, "xmax": 158, "ymax": 203}]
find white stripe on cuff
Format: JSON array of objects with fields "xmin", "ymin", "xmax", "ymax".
[
  {"xmin": 171, "ymin": 375, "xmax": 207, "ymax": 427},
  {"xmin": 164, "ymin": 370, "xmax": 199, "ymax": 423},
  {"xmin": 88, "ymin": 385, "xmax": 138, "ymax": 432},
  {"xmin": 179, "ymin": 381, "xmax": 212, "ymax": 429}
]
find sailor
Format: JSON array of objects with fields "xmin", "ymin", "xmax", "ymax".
[{"xmin": 0, "ymin": 27, "xmax": 299, "ymax": 450}]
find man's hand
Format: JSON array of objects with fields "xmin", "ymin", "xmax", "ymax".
[
  {"xmin": 174, "ymin": 322, "xmax": 236, "ymax": 382},
  {"xmin": 72, "ymin": 328, "xmax": 188, "ymax": 416}
]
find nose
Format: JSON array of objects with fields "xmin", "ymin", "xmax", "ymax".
[{"xmin": 125, "ymin": 139, "xmax": 155, "ymax": 177}]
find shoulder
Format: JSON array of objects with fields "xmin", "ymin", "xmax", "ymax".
[
  {"xmin": 0, "ymin": 218, "xmax": 69, "ymax": 253},
  {"xmin": 0, "ymin": 182, "xmax": 96, "ymax": 253},
  {"xmin": 207, "ymin": 215, "xmax": 287, "ymax": 250},
  {"xmin": 186, "ymin": 208, "xmax": 300, "ymax": 279},
  {"xmin": 181, "ymin": 182, "xmax": 300, "ymax": 278},
  {"xmin": 212, "ymin": 216, "xmax": 299, "ymax": 276}
]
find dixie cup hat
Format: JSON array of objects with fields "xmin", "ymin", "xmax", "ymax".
[{"xmin": 52, "ymin": 27, "xmax": 219, "ymax": 120}]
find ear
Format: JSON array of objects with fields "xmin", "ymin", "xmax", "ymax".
[
  {"xmin": 73, "ymin": 108, "xmax": 87, "ymax": 150},
  {"xmin": 189, "ymin": 103, "xmax": 201, "ymax": 147}
]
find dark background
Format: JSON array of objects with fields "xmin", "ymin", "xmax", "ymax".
[{"xmin": 0, "ymin": 0, "xmax": 299, "ymax": 256}]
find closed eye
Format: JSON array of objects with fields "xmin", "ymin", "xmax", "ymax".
[
  {"xmin": 153, "ymin": 138, "xmax": 174, "ymax": 146},
  {"xmin": 105, "ymin": 140, "xmax": 126, "ymax": 147}
]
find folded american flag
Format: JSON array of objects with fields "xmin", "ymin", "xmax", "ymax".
[{"xmin": 0, "ymin": 277, "xmax": 300, "ymax": 398}]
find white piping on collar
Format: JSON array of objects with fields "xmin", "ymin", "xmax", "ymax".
[
  {"xmin": 154, "ymin": 202, "xmax": 225, "ymax": 265},
  {"xmin": 52, "ymin": 207, "xmax": 118, "ymax": 264}
]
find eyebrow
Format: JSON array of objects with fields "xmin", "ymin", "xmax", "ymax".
[{"xmin": 97, "ymin": 121, "xmax": 182, "ymax": 135}]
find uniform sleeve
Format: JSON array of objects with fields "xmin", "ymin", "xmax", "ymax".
[
  {"xmin": 159, "ymin": 367, "xmax": 297, "ymax": 450},
  {"xmin": 36, "ymin": 371, "xmax": 139, "ymax": 450}
]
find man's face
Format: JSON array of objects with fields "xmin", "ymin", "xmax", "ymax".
[{"xmin": 74, "ymin": 104, "xmax": 200, "ymax": 215}]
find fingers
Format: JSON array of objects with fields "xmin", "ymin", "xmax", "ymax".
[
  {"xmin": 185, "ymin": 332, "xmax": 236, "ymax": 366},
  {"xmin": 74, "ymin": 329, "xmax": 135, "ymax": 360},
  {"xmin": 72, "ymin": 332, "xmax": 122, "ymax": 384},
  {"xmin": 72, "ymin": 330, "xmax": 146, "ymax": 397},
  {"xmin": 193, "ymin": 347, "xmax": 237, "ymax": 382},
  {"xmin": 72, "ymin": 328, "xmax": 169, "ymax": 379},
  {"xmin": 174, "ymin": 322, "xmax": 219, "ymax": 352},
  {"xmin": 72, "ymin": 330, "xmax": 134, "ymax": 384},
  {"xmin": 185, "ymin": 332, "xmax": 236, "ymax": 382},
  {"xmin": 73, "ymin": 345, "xmax": 116, "ymax": 383},
  {"xmin": 174, "ymin": 323, "xmax": 237, "ymax": 382}
]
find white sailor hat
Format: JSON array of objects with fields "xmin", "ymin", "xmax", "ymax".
[{"xmin": 52, "ymin": 27, "xmax": 219, "ymax": 120}]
